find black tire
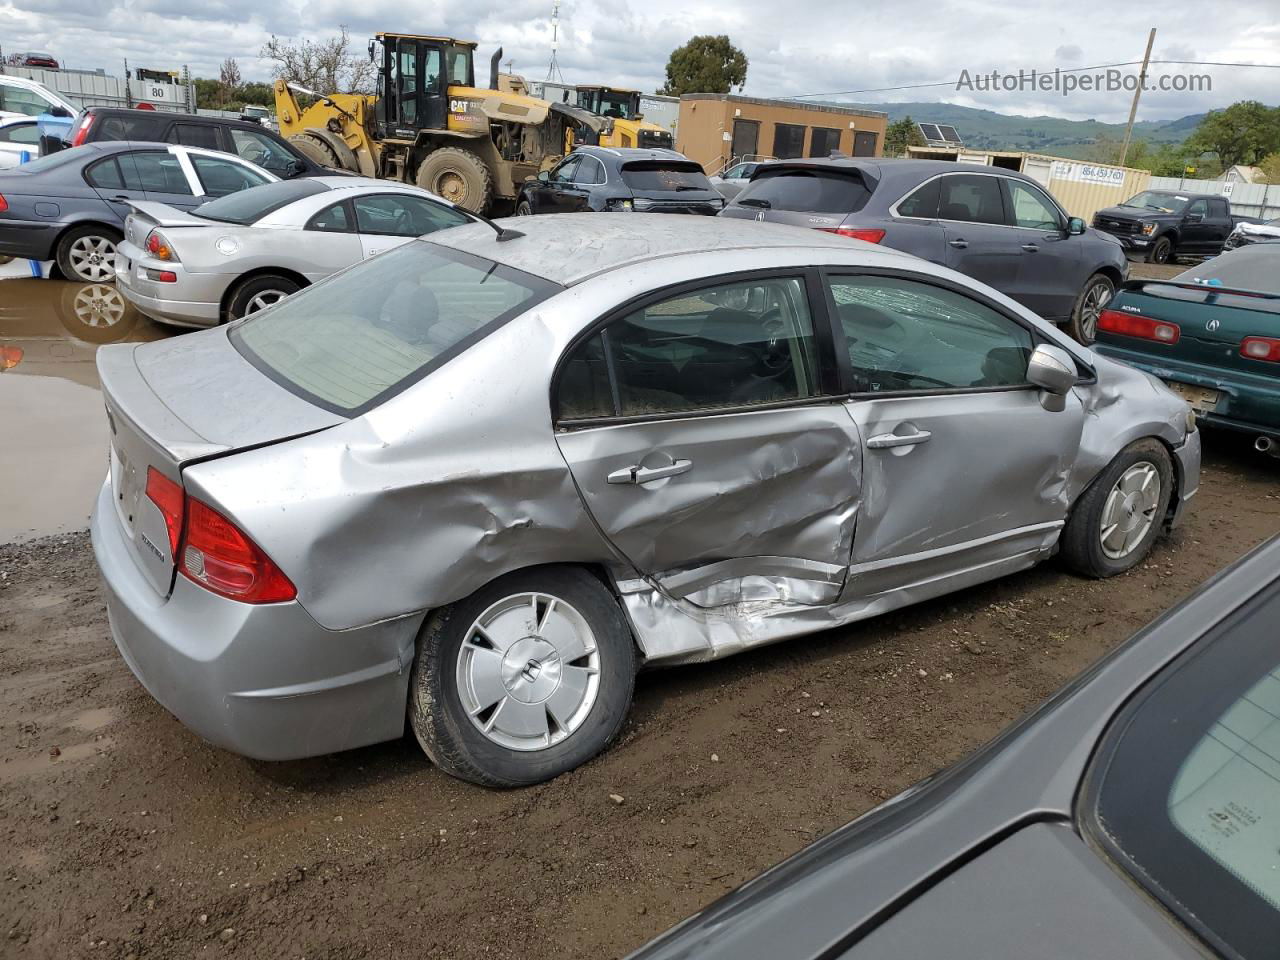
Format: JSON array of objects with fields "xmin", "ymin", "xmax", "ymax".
[
  {"xmin": 288, "ymin": 133, "xmax": 344, "ymax": 170},
  {"xmin": 225, "ymin": 274, "xmax": 301, "ymax": 322},
  {"xmin": 415, "ymin": 146, "xmax": 492, "ymax": 213},
  {"xmin": 55, "ymin": 224, "xmax": 122, "ymax": 284},
  {"xmin": 409, "ymin": 567, "xmax": 636, "ymax": 787},
  {"xmin": 515, "ymin": 199, "xmax": 534, "ymax": 216},
  {"xmin": 1060, "ymin": 439, "xmax": 1174, "ymax": 578},
  {"xmin": 1147, "ymin": 236, "xmax": 1173, "ymax": 264},
  {"xmin": 1066, "ymin": 272, "xmax": 1115, "ymax": 344}
]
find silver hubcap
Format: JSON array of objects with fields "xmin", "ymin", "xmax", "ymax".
[
  {"xmin": 68, "ymin": 235, "xmax": 118, "ymax": 282},
  {"xmin": 244, "ymin": 289, "xmax": 289, "ymax": 316},
  {"xmin": 72, "ymin": 284, "xmax": 126, "ymax": 327},
  {"xmin": 456, "ymin": 592, "xmax": 600, "ymax": 752},
  {"xmin": 1100, "ymin": 461, "xmax": 1161, "ymax": 560},
  {"xmin": 1079, "ymin": 281, "xmax": 1112, "ymax": 342}
]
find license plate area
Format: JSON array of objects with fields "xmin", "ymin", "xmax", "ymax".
[{"xmin": 1164, "ymin": 380, "xmax": 1221, "ymax": 412}]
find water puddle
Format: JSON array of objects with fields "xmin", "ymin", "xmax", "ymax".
[{"xmin": 0, "ymin": 276, "xmax": 174, "ymax": 542}]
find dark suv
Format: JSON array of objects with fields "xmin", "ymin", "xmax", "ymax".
[
  {"xmin": 67, "ymin": 107, "xmax": 331, "ymax": 180},
  {"xmin": 721, "ymin": 158, "xmax": 1127, "ymax": 343},
  {"xmin": 515, "ymin": 146, "xmax": 724, "ymax": 216}
]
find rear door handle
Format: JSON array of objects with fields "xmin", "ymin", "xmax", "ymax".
[
  {"xmin": 947, "ymin": 238, "xmax": 968, "ymax": 249},
  {"xmin": 109, "ymin": 195, "xmax": 131, "ymax": 203},
  {"xmin": 867, "ymin": 430, "xmax": 932, "ymax": 449},
  {"xmin": 607, "ymin": 459, "xmax": 693, "ymax": 484},
  {"xmin": 1021, "ymin": 243, "xmax": 1039, "ymax": 252}
]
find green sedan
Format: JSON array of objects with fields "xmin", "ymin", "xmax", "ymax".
[{"xmin": 1094, "ymin": 244, "xmax": 1280, "ymax": 455}]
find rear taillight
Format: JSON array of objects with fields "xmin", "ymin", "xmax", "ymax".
[
  {"xmin": 1241, "ymin": 337, "xmax": 1280, "ymax": 362},
  {"xmin": 144, "ymin": 466, "xmax": 295, "ymax": 604},
  {"xmin": 0, "ymin": 345, "xmax": 22, "ymax": 370},
  {"xmin": 145, "ymin": 467, "xmax": 184, "ymax": 556},
  {"xmin": 817, "ymin": 226, "xmax": 885, "ymax": 243},
  {"xmin": 71, "ymin": 114, "xmax": 94, "ymax": 147},
  {"xmin": 181, "ymin": 498, "xmax": 296, "ymax": 604},
  {"xmin": 1097, "ymin": 308, "xmax": 1180, "ymax": 344},
  {"xmin": 144, "ymin": 268, "xmax": 178, "ymax": 283},
  {"xmin": 145, "ymin": 230, "xmax": 178, "ymax": 262},
  {"xmin": 0, "ymin": 194, "xmax": 8, "ymax": 213}
]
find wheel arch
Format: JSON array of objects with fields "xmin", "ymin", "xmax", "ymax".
[
  {"xmin": 219, "ymin": 267, "xmax": 310, "ymax": 323},
  {"xmin": 51, "ymin": 218, "xmax": 124, "ymax": 266}
]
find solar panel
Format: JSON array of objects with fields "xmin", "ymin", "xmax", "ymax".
[
  {"xmin": 937, "ymin": 125, "xmax": 962, "ymax": 143},
  {"xmin": 918, "ymin": 123, "xmax": 942, "ymax": 141}
]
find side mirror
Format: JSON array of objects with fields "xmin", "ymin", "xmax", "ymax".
[
  {"xmin": 1027, "ymin": 344, "xmax": 1078, "ymax": 412},
  {"xmin": 537, "ymin": 170, "xmax": 550, "ymax": 182},
  {"xmin": 1067, "ymin": 216, "xmax": 1085, "ymax": 235},
  {"xmin": 287, "ymin": 159, "xmax": 307, "ymax": 177}
]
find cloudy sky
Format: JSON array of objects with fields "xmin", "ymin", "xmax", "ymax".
[{"xmin": 3, "ymin": 0, "xmax": 1277, "ymax": 122}]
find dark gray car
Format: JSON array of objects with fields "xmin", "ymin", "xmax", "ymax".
[
  {"xmin": 721, "ymin": 158, "xmax": 1127, "ymax": 343},
  {"xmin": 630, "ymin": 533, "xmax": 1280, "ymax": 960}
]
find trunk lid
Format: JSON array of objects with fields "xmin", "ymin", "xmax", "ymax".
[
  {"xmin": 97, "ymin": 329, "xmax": 345, "ymax": 596},
  {"xmin": 122, "ymin": 202, "xmax": 211, "ymax": 250}
]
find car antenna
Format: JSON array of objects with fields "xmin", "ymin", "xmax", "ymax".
[{"xmin": 471, "ymin": 210, "xmax": 525, "ymax": 242}]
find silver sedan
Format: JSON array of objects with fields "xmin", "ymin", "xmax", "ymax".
[
  {"xmin": 113, "ymin": 177, "xmax": 475, "ymax": 326},
  {"xmin": 90, "ymin": 214, "xmax": 1200, "ymax": 786}
]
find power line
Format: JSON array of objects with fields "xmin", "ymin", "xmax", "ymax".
[{"xmin": 785, "ymin": 59, "xmax": 1280, "ymax": 101}]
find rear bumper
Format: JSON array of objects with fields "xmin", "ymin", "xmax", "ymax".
[
  {"xmin": 91, "ymin": 479, "xmax": 420, "ymax": 760},
  {"xmin": 114, "ymin": 242, "xmax": 228, "ymax": 327}
]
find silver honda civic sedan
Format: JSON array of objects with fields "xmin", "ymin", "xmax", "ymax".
[{"xmin": 90, "ymin": 214, "xmax": 1201, "ymax": 786}]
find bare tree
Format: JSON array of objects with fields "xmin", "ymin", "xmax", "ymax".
[
  {"xmin": 218, "ymin": 57, "xmax": 242, "ymax": 108},
  {"xmin": 260, "ymin": 26, "xmax": 375, "ymax": 95}
]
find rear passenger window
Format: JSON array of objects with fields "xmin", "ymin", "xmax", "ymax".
[
  {"xmin": 308, "ymin": 201, "xmax": 352, "ymax": 233},
  {"xmin": 557, "ymin": 277, "xmax": 822, "ymax": 420},
  {"xmin": 119, "ymin": 151, "xmax": 193, "ymax": 195},
  {"xmin": 99, "ymin": 115, "xmax": 164, "ymax": 140},
  {"xmin": 896, "ymin": 178, "xmax": 940, "ymax": 218},
  {"xmin": 84, "ymin": 157, "xmax": 124, "ymax": 190},
  {"xmin": 938, "ymin": 174, "xmax": 1005, "ymax": 225},
  {"xmin": 168, "ymin": 124, "xmax": 221, "ymax": 150},
  {"xmin": 828, "ymin": 275, "xmax": 1033, "ymax": 392}
]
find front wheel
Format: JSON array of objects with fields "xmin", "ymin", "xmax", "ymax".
[
  {"xmin": 409, "ymin": 567, "xmax": 636, "ymax": 787},
  {"xmin": 225, "ymin": 274, "xmax": 301, "ymax": 321},
  {"xmin": 1067, "ymin": 272, "xmax": 1114, "ymax": 344},
  {"xmin": 1060, "ymin": 439, "xmax": 1173, "ymax": 578},
  {"xmin": 1147, "ymin": 236, "xmax": 1173, "ymax": 264}
]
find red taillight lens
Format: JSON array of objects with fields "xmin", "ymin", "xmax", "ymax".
[
  {"xmin": 0, "ymin": 194, "xmax": 8, "ymax": 213},
  {"xmin": 1241, "ymin": 336, "xmax": 1280, "ymax": 362},
  {"xmin": 1, "ymin": 345, "xmax": 23, "ymax": 370},
  {"xmin": 144, "ymin": 466, "xmax": 184, "ymax": 557},
  {"xmin": 180, "ymin": 498, "xmax": 296, "ymax": 604},
  {"xmin": 145, "ymin": 269, "xmax": 178, "ymax": 283},
  {"xmin": 71, "ymin": 115, "xmax": 94, "ymax": 147},
  {"xmin": 1097, "ymin": 308, "xmax": 1180, "ymax": 344},
  {"xmin": 817, "ymin": 226, "xmax": 886, "ymax": 243},
  {"xmin": 144, "ymin": 230, "xmax": 177, "ymax": 262}
]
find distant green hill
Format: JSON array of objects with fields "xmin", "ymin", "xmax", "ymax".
[{"xmin": 839, "ymin": 101, "xmax": 1204, "ymax": 160}]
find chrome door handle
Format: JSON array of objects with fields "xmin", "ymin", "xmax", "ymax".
[
  {"xmin": 1021, "ymin": 243, "xmax": 1039, "ymax": 252},
  {"xmin": 606, "ymin": 459, "xmax": 693, "ymax": 485},
  {"xmin": 947, "ymin": 239, "xmax": 968, "ymax": 249},
  {"xmin": 867, "ymin": 430, "xmax": 932, "ymax": 449}
]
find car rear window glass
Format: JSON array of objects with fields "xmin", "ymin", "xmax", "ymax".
[
  {"xmin": 11, "ymin": 148, "xmax": 85, "ymax": 175},
  {"xmin": 1087, "ymin": 581, "xmax": 1280, "ymax": 960},
  {"xmin": 168, "ymin": 124, "xmax": 220, "ymax": 150},
  {"xmin": 897, "ymin": 177, "xmax": 940, "ymax": 218},
  {"xmin": 97, "ymin": 114, "xmax": 165, "ymax": 141},
  {"xmin": 83, "ymin": 156, "xmax": 125, "ymax": 188},
  {"xmin": 735, "ymin": 169, "xmax": 872, "ymax": 214},
  {"xmin": 231, "ymin": 242, "xmax": 559, "ymax": 416},
  {"xmin": 194, "ymin": 179, "xmax": 329, "ymax": 225},
  {"xmin": 1173, "ymin": 245, "xmax": 1280, "ymax": 295},
  {"xmin": 619, "ymin": 162, "xmax": 710, "ymax": 192},
  {"xmin": 938, "ymin": 174, "xmax": 1005, "ymax": 225}
]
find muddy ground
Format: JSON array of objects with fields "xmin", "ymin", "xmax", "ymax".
[{"xmin": 1, "ymin": 429, "xmax": 1277, "ymax": 960}]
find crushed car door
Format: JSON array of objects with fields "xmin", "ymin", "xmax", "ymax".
[
  {"xmin": 825, "ymin": 271, "xmax": 1085, "ymax": 598},
  {"xmin": 554, "ymin": 272, "xmax": 862, "ymax": 608}
]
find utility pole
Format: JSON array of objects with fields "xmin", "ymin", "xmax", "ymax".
[{"xmin": 1119, "ymin": 27, "xmax": 1156, "ymax": 167}]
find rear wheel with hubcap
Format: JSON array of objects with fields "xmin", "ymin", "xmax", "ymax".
[
  {"xmin": 1060, "ymin": 439, "xmax": 1173, "ymax": 578},
  {"xmin": 409, "ymin": 567, "xmax": 636, "ymax": 787},
  {"xmin": 225, "ymin": 274, "xmax": 301, "ymax": 321},
  {"xmin": 1067, "ymin": 272, "xmax": 1115, "ymax": 344},
  {"xmin": 56, "ymin": 225, "xmax": 122, "ymax": 283}
]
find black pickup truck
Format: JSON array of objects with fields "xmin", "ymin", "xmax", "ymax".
[{"xmin": 1091, "ymin": 189, "xmax": 1262, "ymax": 264}]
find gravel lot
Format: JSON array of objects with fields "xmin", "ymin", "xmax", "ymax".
[{"xmin": 1, "ymin": 428, "xmax": 1277, "ymax": 959}]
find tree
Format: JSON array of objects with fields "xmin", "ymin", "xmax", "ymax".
[
  {"xmin": 884, "ymin": 116, "xmax": 926, "ymax": 157},
  {"xmin": 261, "ymin": 26, "xmax": 375, "ymax": 95},
  {"xmin": 1184, "ymin": 101, "xmax": 1280, "ymax": 169},
  {"xmin": 1258, "ymin": 153, "xmax": 1280, "ymax": 185},
  {"xmin": 659, "ymin": 35, "xmax": 747, "ymax": 96},
  {"xmin": 217, "ymin": 57, "xmax": 242, "ymax": 109}
]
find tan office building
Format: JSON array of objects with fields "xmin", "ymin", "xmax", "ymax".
[{"xmin": 676, "ymin": 94, "xmax": 888, "ymax": 174}]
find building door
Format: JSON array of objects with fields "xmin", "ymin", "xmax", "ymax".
[
  {"xmin": 853, "ymin": 130, "xmax": 878, "ymax": 156},
  {"xmin": 731, "ymin": 119, "xmax": 759, "ymax": 161}
]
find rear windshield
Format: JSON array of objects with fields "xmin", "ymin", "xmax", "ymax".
[
  {"xmin": 7, "ymin": 147, "xmax": 85, "ymax": 174},
  {"xmin": 230, "ymin": 241, "xmax": 560, "ymax": 415},
  {"xmin": 1174, "ymin": 245, "xmax": 1280, "ymax": 295},
  {"xmin": 735, "ymin": 168, "xmax": 872, "ymax": 214},
  {"xmin": 620, "ymin": 161, "xmax": 710, "ymax": 192},
  {"xmin": 195, "ymin": 179, "xmax": 329, "ymax": 225}
]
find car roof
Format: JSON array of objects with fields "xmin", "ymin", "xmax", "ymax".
[
  {"xmin": 575, "ymin": 145, "xmax": 691, "ymax": 163},
  {"xmin": 83, "ymin": 106, "xmax": 276, "ymax": 131},
  {"xmin": 428, "ymin": 212, "xmax": 915, "ymax": 285}
]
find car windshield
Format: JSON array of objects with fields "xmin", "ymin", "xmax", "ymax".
[
  {"xmin": 1122, "ymin": 191, "xmax": 1190, "ymax": 214},
  {"xmin": 1088, "ymin": 577, "xmax": 1280, "ymax": 960},
  {"xmin": 735, "ymin": 168, "xmax": 873, "ymax": 214},
  {"xmin": 619, "ymin": 161, "xmax": 709, "ymax": 192},
  {"xmin": 230, "ymin": 241, "xmax": 560, "ymax": 416},
  {"xmin": 194, "ymin": 179, "xmax": 329, "ymax": 225}
]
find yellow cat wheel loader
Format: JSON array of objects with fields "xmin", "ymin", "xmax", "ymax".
[
  {"xmin": 274, "ymin": 33, "xmax": 608, "ymax": 213},
  {"xmin": 574, "ymin": 85, "xmax": 674, "ymax": 150}
]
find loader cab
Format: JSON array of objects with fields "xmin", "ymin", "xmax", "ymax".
[
  {"xmin": 373, "ymin": 33, "xmax": 476, "ymax": 140},
  {"xmin": 576, "ymin": 86, "xmax": 641, "ymax": 121}
]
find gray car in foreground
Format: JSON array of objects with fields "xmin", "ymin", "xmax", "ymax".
[
  {"xmin": 90, "ymin": 214, "xmax": 1199, "ymax": 786},
  {"xmin": 721, "ymin": 158, "xmax": 1128, "ymax": 343},
  {"xmin": 114, "ymin": 177, "xmax": 474, "ymax": 326},
  {"xmin": 630, "ymin": 534, "xmax": 1280, "ymax": 960}
]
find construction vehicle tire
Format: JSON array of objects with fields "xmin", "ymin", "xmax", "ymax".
[
  {"xmin": 288, "ymin": 133, "xmax": 346, "ymax": 171},
  {"xmin": 416, "ymin": 147, "xmax": 492, "ymax": 213}
]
